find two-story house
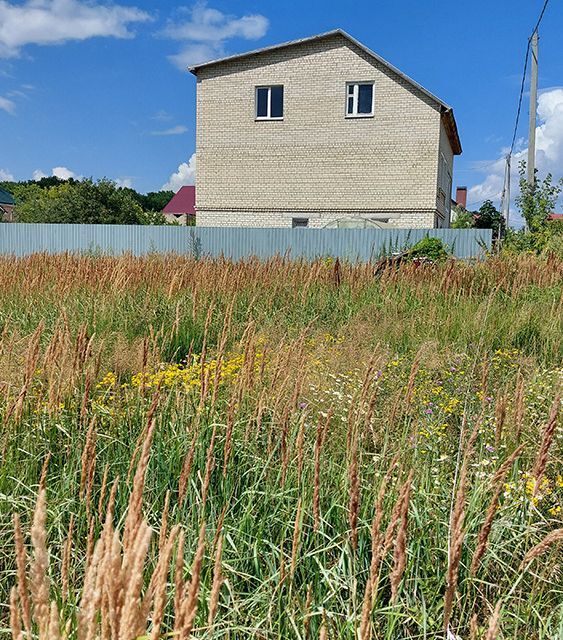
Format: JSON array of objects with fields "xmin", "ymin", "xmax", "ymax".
[{"xmin": 189, "ymin": 29, "xmax": 461, "ymax": 229}]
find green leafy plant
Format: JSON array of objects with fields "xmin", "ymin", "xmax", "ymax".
[
  {"xmin": 516, "ymin": 160, "xmax": 563, "ymax": 233},
  {"xmin": 407, "ymin": 236, "xmax": 450, "ymax": 261},
  {"xmin": 451, "ymin": 207, "xmax": 474, "ymax": 229}
]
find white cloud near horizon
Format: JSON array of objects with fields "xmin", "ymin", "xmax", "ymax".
[
  {"xmin": 0, "ymin": 0, "xmax": 151, "ymax": 58},
  {"xmin": 32, "ymin": 167, "xmax": 134, "ymax": 187},
  {"xmin": 163, "ymin": 1, "xmax": 269, "ymax": 70},
  {"xmin": 0, "ymin": 168, "xmax": 14, "ymax": 180},
  {"xmin": 150, "ymin": 124, "xmax": 188, "ymax": 136},
  {"xmin": 162, "ymin": 153, "xmax": 196, "ymax": 191},
  {"xmin": 468, "ymin": 88, "xmax": 563, "ymax": 213},
  {"xmin": 115, "ymin": 177, "xmax": 133, "ymax": 188},
  {"xmin": 33, "ymin": 166, "xmax": 80, "ymax": 180}
]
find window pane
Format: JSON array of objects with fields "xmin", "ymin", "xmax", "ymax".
[
  {"xmin": 358, "ymin": 84, "xmax": 373, "ymax": 114},
  {"xmin": 256, "ymin": 88, "xmax": 268, "ymax": 117},
  {"xmin": 270, "ymin": 85, "xmax": 284, "ymax": 118},
  {"xmin": 347, "ymin": 96, "xmax": 354, "ymax": 114},
  {"xmin": 347, "ymin": 84, "xmax": 355, "ymax": 97}
]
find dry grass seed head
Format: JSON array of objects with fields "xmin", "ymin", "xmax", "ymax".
[
  {"xmin": 30, "ymin": 488, "xmax": 50, "ymax": 637},
  {"xmin": 389, "ymin": 470, "xmax": 413, "ymax": 603},
  {"xmin": 178, "ymin": 521, "xmax": 206, "ymax": 639},
  {"xmin": 10, "ymin": 586, "xmax": 24, "ymax": 640},
  {"xmin": 531, "ymin": 394, "xmax": 560, "ymax": 493},
  {"xmin": 207, "ymin": 533, "xmax": 224, "ymax": 628},
  {"xmin": 521, "ymin": 528, "xmax": 563, "ymax": 568},
  {"xmin": 13, "ymin": 513, "xmax": 32, "ymax": 635}
]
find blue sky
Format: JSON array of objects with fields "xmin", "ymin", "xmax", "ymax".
[{"xmin": 1, "ymin": 0, "xmax": 562, "ymax": 211}]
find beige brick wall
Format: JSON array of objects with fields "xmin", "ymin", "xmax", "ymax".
[
  {"xmin": 195, "ymin": 33, "xmax": 454, "ymax": 227},
  {"xmin": 197, "ymin": 209, "xmax": 436, "ymax": 229}
]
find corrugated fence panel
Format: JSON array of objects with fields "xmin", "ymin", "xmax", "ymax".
[{"xmin": 0, "ymin": 224, "xmax": 492, "ymax": 260}]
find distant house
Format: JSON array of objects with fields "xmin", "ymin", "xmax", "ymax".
[
  {"xmin": 547, "ymin": 213, "xmax": 563, "ymax": 221},
  {"xmin": 0, "ymin": 187, "xmax": 15, "ymax": 222},
  {"xmin": 189, "ymin": 29, "xmax": 461, "ymax": 229},
  {"xmin": 162, "ymin": 186, "xmax": 196, "ymax": 225}
]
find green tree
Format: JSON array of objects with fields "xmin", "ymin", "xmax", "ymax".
[
  {"xmin": 473, "ymin": 200, "xmax": 505, "ymax": 240},
  {"xmin": 123, "ymin": 188, "xmax": 175, "ymax": 212},
  {"xmin": 16, "ymin": 179, "xmax": 146, "ymax": 224},
  {"xmin": 142, "ymin": 190, "xmax": 175, "ymax": 211},
  {"xmin": 451, "ymin": 207, "xmax": 474, "ymax": 229},
  {"xmin": 516, "ymin": 160, "xmax": 563, "ymax": 233}
]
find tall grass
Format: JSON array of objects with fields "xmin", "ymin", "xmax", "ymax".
[{"xmin": 0, "ymin": 253, "xmax": 562, "ymax": 639}]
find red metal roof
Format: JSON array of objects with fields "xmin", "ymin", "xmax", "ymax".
[
  {"xmin": 162, "ymin": 185, "xmax": 196, "ymax": 215},
  {"xmin": 547, "ymin": 213, "xmax": 563, "ymax": 220}
]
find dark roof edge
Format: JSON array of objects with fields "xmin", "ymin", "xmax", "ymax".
[
  {"xmin": 0, "ymin": 187, "xmax": 15, "ymax": 205},
  {"xmin": 189, "ymin": 29, "xmax": 462, "ymax": 155}
]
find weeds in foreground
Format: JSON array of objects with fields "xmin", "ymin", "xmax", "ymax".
[{"xmin": 1, "ymin": 254, "xmax": 562, "ymax": 639}]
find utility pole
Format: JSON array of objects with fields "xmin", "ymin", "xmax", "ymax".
[
  {"xmin": 503, "ymin": 155, "xmax": 511, "ymax": 227},
  {"xmin": 528, "ymin": 30, "xmax": 539, "ymax": 186}
]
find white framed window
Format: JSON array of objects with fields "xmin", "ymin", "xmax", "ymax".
[
  {"xmin": 346, "ymin": 82, "xmax": 374, "ymax": 117},
  {"xmin": 255, "ymin": 85, "xmax": 284, "ymax": 120}
]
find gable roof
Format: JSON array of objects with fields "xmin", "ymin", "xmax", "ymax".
[
  {"xmin": 0, "ymin": 187, "xmax": 15, "ymax": 205},
  {"xmin": 189, "ymin": 29, "xmax": 461, "ymax": 154},
  {"xmin": 162, "ymin": 185, "xmax": 196, "ymax": 215}
]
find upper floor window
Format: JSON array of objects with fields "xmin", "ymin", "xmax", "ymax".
[
  {"xmin": 256, "ymin": 85, "xmax": 284, "ymax": 120},
  {"xmin": 346, "ymin": 82, "xmax": 374, "ymax": 117},
  {"xmin": 438, "ymin": 152, "xmax": 452, "ymax": 198}
]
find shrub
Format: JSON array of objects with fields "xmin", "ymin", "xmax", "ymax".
[{"xmin": 407, "ymin": 236, "xmax": 450, "ymax": 262}]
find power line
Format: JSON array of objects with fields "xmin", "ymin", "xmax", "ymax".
[
  {"xmin": 466, "ymin": 192, "xmax": 503, "ymax": 209},
  {"xmin": 508, "ymin": 41, "xmax": 531, "ymax": 156},
  {"xmin": 509, "ymin": 0, "xmax": 550, "ymax": 155},
  {"xmin": 532, "ymin": 0, "xmax": 550, "ymax": 35},
  {"xmin": 500, "ymin": 0, "xmax": 551, "ymax": 219}
]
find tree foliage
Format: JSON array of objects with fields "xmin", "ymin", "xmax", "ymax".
[
  {"xmin": 451, "ymin": 207, "xmax": 474, "ymax": 229},
  {"xmin": 516, "ymin": 160, "xmax": 563, "ymax": 233},
  {"xmin": 451, "ymin": 200, "xmax": 505, "ymax": 241},
  {"xmin": 473, "ymin": 199, "xmax": 505, "ymax": 240},
  {"xmin": 1, "ymin": 178, "xmax": 171, "ymax": 225}
]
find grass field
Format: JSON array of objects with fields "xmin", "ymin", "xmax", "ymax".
[{"xmin": 0, "ymin": 253, "xmax": 562, "ymax": 639}]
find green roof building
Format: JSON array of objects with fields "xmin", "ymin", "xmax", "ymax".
[{"xmin": 0, "ymin": 187, "xmax": 15, "ymax": 221}]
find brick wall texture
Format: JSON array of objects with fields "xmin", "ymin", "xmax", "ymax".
[{"xmin": 194, "ymin": 33, "xmax": 456, "ymax": 229}]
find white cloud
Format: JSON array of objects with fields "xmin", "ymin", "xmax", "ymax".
[
  {"xmin": 52, "ymin": 166, "xmax": 79, "ymax": 179},
  {"xmin": 33, "ymin": 166, "xmax": 80, "ymax": 180},
  {"xmin": 163, "ymin": 1, "xmax": 269, "ymax": 70},
  {"xmin": 0, "ymin": 168, "xmax": 14, "ymax": 180},
  {"xmin": 33, "ymin": 167, "xmax": 136, "ymax": 187},
  {"xmin": 152, "ymin": 109, "xmax": 173, "ymax": 122},
  {"xmin": 115, "ymin": 177, "xmax": 133, "ymax": 188},
  {"xmin": 151, "ymin": 124, "xmax": 188, "ymax": 136},
  {"xmin": 468, "ymin": 88, "xmax": 563, "ymax": 215},
  {"xmin": 162, "ymin": 153, "xmax": 196, "ymax": 191},
  {"xmin": 0, "ymin": 95, "xmax": 15, "ymax": 113},
  {"xmin": 0, "ymin": 0, "xmax": 151, "ymax": 58}
]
